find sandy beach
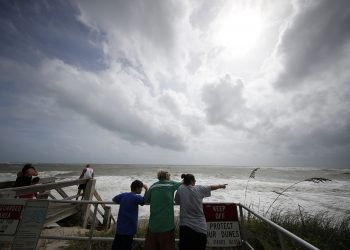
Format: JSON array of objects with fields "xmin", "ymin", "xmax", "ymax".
[{"xmin": 38, "ymin": 226, "xmax": 90, "ymax": 249}]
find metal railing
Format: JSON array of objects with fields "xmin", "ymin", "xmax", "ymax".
[
  {"xmin": 39, "ymin": 200, "xmax": 116, "ymax": 250},
  {"xmin": 37, "ymin": 200, "xmax": 320, "ymax": 250},
  {"xmin": 237, "ymin": 203, "xmax": 319, "ymax": 250}
]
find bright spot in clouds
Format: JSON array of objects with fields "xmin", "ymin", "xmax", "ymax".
[{"xmin": 213, "ymin": 6, "xmax": 262, "ymax": 56}]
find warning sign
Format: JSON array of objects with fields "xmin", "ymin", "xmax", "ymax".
[
  {"xmin": 203, "ymin": 203, "xmax": 241, "ymax": 247},
  {"xmin": 0, "ymin": 203, "xmax": 24, "ymax": 235},
  {"xmin": 11, "ymin": 200, "xmax": 49, "ymax": 250},
  {"xmin": 0, "ymin": 199, "xmax": 49, "ymax": 249}
]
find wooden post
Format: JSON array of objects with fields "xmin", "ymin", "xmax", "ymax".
[
  {"xmin": 102, "ymin": 206, "xmax": 111, "ymax": 230},
  {"xmin": 81, "ymin": 179, "xmax": 96, "ymax": 228}
]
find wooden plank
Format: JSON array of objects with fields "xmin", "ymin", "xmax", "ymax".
[
  {"xmin": 0, "ymin": 179, "xmax": 88, "ymax": 195},
  {"xmin": 45, "ymin": 203, "xmax": 80, "ymax": 226},
  {"xmin": 102, "ymin": 206, "xmax": 111, "ymax": 230},
  {"xmin": 0, "ymin": 178, "xmax": 114, "ymax": 230},
  {"xmin": 0, "ymin": 177, "xmax": 56, "ymax": 189},
  {"xmin": 55, "ymin": 188, "xmax": 68, "ymax": 199}
]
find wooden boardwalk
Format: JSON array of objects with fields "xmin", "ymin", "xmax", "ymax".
[{"xmin": 0, "ymin": 178, "xmax": 114, "ymax": 229}]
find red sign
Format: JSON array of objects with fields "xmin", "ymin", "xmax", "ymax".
[
  {"xmin": 203, "ymin": 203, "xmax": 238, "ymax": 221},
  {"xmin": 0, "ymin": 205, "xmax": 23, "ymax": 219},
  {"xmin": 203, "ymin": 203, "xmax": 241, "ymax": 247}
]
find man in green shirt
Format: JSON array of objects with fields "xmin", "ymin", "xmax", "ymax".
[{"xmin": 144, "ymin": 170, "xmax": 181, "ymax": 250}]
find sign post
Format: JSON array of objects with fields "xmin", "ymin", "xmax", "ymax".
[
  {"xmin": 203, "ymin": 203, "xmax": 241, "ymax": 247},
  {"xmin": 0, "ymin": 199, "xmax": 49, "ymax": 250},
  {"xmin": 11, "ymin": 200, "xmax": 49, "ymax": 250},
  {"xmin": 0, "ymin": 199, "xmax": 25, "ymax": 241}
]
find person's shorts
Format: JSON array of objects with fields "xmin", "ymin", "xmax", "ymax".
[
  {"xmin": 78, "ymin": 183, "xmax": 86, "ymax": 190},
  {"xmin": 145, "ymin": 229, "xmax": 175, "ymax": 250}
]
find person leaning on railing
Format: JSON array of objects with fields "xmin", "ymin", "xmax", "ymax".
[
  {"xmin": 111, "ymin": 180, "xmax": 148, "ymax": 250},
  {"xmin": 76, "ymin": 164, "xmax": 94, "ymax": 200},
  {"xmin": 13, "ymin": 163, "xmax": 39, "ymax": 199},
  {"xmin": 144, "ymin": 170, "xmax": 182, "ymax": 250},
  {"xmin": 174, "ymin": 173, "xmax": 227, "ymax": 250},
  {"xmin": 14, "ymin": 163, "xmax": 38, "ymax": 187}
]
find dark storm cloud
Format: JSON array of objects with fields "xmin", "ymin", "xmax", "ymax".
[
  {"xmin": 1, "ymin": 0, "xmax": 349, "ymax": 167},
  {"xmin": 274, "ymin": 0, "xmax": 350, "ymax": 90},
  {"xmin": 0, "ymin": 0, "xmax": 106, "ymax": 71},
  {"xmin": 0, "ymin": 0, "xmax": 189, "ymax": 153},
  {"xmin": 285, "ymin": 121, "xmax": 350, "ymax": 166},
  {"xmin": 0, "ymin": 58, "xmax": 188, "ymax": 152}
]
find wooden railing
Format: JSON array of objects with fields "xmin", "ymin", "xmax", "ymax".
[{"xmin": 0, "ymin": 178, "xmax": 114, "ymax": 229}]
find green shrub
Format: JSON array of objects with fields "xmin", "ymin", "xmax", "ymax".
[{"xmin": 243, "ymin": 211, "xmax": 350, "ymax": 250}]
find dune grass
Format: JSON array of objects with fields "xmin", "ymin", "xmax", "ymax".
[
  {"xmin": 244, "ymin": 210, "xmax": 350, "ymax": 250},
  {"xmin": 265, "ymin": 177, "xmax": 332, "ymax": 215},
  {"xmin": 244, "ymin": 168, "xmax": 259, "ymax": 206},
  {"xmin": 241, "ymin": 168, "xmax": 348, "ymax": 249}
]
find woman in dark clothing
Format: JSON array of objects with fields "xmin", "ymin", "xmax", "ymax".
[{"xmin": 14, "ymin": 163, "xmax": 38, "ymax": 187}]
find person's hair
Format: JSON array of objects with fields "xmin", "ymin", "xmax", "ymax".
[
  {"xmin": 86, "ymin": 164, "xmax": 90, "ymax": 168},
  {"xmin": 22, "ymin": 163, "xmax": 35, "ymax": 173},
  {"xmin": 157, "ymin": 170, "xmax": 170, "ymax": 180},
  {"xmin": 32, "ymin": 177, "xmax": 40, "ymax": 184},
  {"xmin": 181, "ymin": 173, "xmax": 195, "ymax": 185},
  {"xmin": 131, "ymin": 180, "xmax": 143, "ymax": 191}
]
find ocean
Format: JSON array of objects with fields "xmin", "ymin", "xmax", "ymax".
[{"xmin": 1, "ymin": 163, "xmax": 349, "ymax": 219}]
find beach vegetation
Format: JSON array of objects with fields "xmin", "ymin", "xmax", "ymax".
[
  {"xmin": 243, "ymin": 167, "xmax": 259, "ymax": 206},
  {"xmin": 243, "ymin": 210, "xmax": 350, "ymax": 250},
  {"xmin": 265, "ymin": 177, "xmax": 332, "ymax": 215}
]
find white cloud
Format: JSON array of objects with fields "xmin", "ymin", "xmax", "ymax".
[
  {"xmin": 1, "ymin": 0, "xmax": 350, "ymax": 167},
  {"xmin": 202, "ymin": 75, "xmax": 247, "ymax": 128}
]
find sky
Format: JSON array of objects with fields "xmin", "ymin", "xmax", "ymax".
[{"xmin": 1, "ymin": 0, "xmax": 350, "ymax": 168}]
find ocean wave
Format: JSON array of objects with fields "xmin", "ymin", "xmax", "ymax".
[{"xmin": 1, "ymin": 165, "xmax": 349, "ymax": 219}]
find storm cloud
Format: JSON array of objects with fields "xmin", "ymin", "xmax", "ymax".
[{"xmin": 1, "ymin": 0, "xmax": 349, "ymax": 167}]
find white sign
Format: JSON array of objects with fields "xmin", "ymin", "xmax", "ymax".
[
  {"xmin": 203, "ymin": 203, "xmax": 242, "ymax": 247},
  {"xmin": 0, "ymin": 199, "xmax": 25, "ymax": 240},
  {"xmin": 11, "ymin": 200, "xmax": 49, "ymax": 250},
  {"xmin": 207, "ymin": 221, "xmax": 241, "ymax": 246}
]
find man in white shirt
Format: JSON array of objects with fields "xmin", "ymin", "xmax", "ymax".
[{"xmin": 76, "ymin": 164, "xmax": 94, "ymax": 200}]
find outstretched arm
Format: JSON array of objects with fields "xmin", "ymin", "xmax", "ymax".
[{"xmin": 210, "ymin": 184, "xmax": 227, "ymax": 191}]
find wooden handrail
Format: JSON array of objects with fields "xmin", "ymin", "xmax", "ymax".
[
  {"xmin": 0, "ymin": 179, "xmax": 114, "ymax": 230},
  {"xmin": 0, "ymin": 178, "xmax": 89, "ymax": 196},
  {"xmin": 0, "ymin": 177, "xmax": 56, "ymax": 189}
]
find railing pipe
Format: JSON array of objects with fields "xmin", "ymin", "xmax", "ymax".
[
  {"xmin": 239, "ymin": 205, "xmax": 246, "ymax": 242},
  {"xmin": 41, "ymin": 199, "xmax": 115, "ymax": 204},
  {"xmin": 88, "ymin": 204, "xmax": 99, "ymax": 250},
  {"xmin": 39, "ymin": 235, "xmax": 177, "ymax": 243},
  {"xmin": 1, "ymin": 198, "xmax": 317, "ymax": 250},
  {"xmin": 237, "ymin": 203, "xmax": 319, "ymax": 250}
]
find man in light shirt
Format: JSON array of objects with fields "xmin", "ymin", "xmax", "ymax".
[{"xmin": 76, "ymin": 164, "xmax": 94, "ymax": 200}]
